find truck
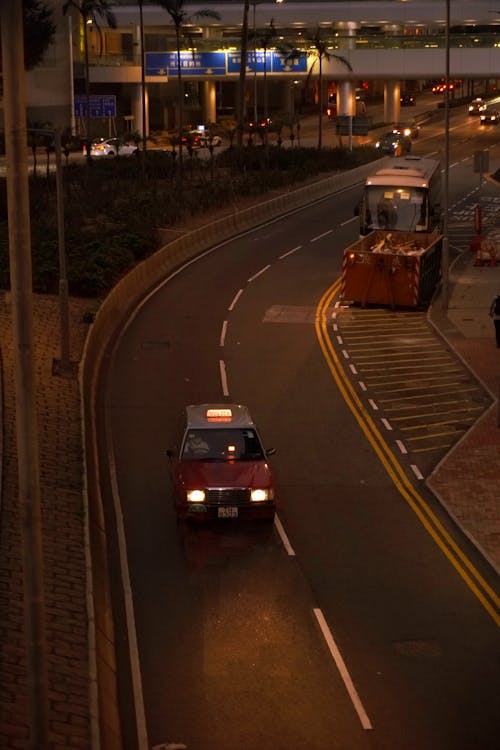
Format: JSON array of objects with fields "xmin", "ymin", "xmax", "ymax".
[{"xmin": 340, "ymin": 229, "xmax": 442, "ymax": 308}]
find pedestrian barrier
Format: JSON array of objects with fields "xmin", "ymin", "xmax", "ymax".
[{"xmin": 473, "ymin": 235, "xmax": 499, "ymax": 267}]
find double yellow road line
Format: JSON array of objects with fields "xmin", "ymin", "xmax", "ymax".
[{"xmin": 315, "ymin": 278, "xmax": 500, "ymax": 626}]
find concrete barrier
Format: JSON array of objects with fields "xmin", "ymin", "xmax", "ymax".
[{"xmin": 81, "ymin": 156, "xmax": 390, "ymax": 749}]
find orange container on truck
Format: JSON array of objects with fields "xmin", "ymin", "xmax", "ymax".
[{"xmin": 340, "ymin": 230, "xmax": 442, "ymax": 308}]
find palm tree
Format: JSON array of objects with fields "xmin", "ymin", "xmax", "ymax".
[
  {"xmin": 288, "ymin": 28, "xmax": 352, "ymax": 149},
  {"xmin": 62, "ymin": 1, "xmax": 116, "ymax": 162},
  {"xmin": 158, "ymin": 1, "xmax": 220, "ymax": 182}
]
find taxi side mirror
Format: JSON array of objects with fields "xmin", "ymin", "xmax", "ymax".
[{"xmin": 266, "ymin": 448, "xmax": 276, "ymax": 457}]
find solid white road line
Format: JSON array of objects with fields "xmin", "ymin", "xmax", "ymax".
[{"xmin": 313, "ymin": 608, "xmax": 373, "ymax": 731}]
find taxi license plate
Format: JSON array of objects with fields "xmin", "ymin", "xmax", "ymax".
[{"xmin": 218, "ymin": 507, "xmax": 238, "ymax": 518}]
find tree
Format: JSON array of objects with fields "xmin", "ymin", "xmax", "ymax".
[
  {"xmin": 288, "ymin": 28, "xmax": 352, "ymax": 149},
  {"xmin": 0, "ymin": 0, "xmax": 56, "ymax": 71},
  {"xmin": 62, "ymin": 1, "xmax": 117, "ymax": 162},
  {"xmin": 23, "ymin": 0, "xmax": 56, "ymax": 70},
  {"xmin": 158, "ymin": 1, "xmax": 220, "ymax": 184}
]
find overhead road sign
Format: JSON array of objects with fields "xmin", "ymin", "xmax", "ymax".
[{"xmin": 145, "ymin": 51, "xmax": 227, "ymax": 77}]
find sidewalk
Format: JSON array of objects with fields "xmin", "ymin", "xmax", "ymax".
[{"xmin": 427, "ymin": 222, "xmax": 500, "ymax": 572}]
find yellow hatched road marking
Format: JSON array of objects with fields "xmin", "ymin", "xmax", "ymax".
[{"xmin": 316, "ymin": 278, "xmax": 500, "ymax": 627}]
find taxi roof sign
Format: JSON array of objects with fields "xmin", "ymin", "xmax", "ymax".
[
  {"xmin": 186, "ymin": 404, "xmax": 255, "ymax": 430},
  {"xmin": 206, "ymin": 408, "xmax": 232, "ymax": 422}
]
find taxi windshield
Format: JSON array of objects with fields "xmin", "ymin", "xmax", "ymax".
[{"xmin": 181, "ymin": 428, "xmax": 265, "ymax": 461}]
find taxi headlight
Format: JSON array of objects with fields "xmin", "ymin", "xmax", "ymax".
[
  {"xmin": 375, "ymin": 141, "xmax": 380, "ymax": 148},
  {"xmin": 187, "ymin": 489, "xmax": 205, "ymax": 503},
  {"xmin": 251, "ymin": 488, "xmax": 274, "ymax": 503}
]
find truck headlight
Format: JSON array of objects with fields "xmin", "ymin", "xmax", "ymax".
[
  {"xmin": 187, "ymin": 489, "xmax": 205, "ymax": 503},
  {"xmin": 251, "ymin": 488, "xmax": 274, "ymax": 503}
]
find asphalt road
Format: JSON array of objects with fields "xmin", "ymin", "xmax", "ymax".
[{"xmin": 99, "ymin": 111, "xmax": 500, "ymax": 750}]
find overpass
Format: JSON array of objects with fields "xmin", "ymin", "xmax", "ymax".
[{"xmin": 16, "ymin": 0, "xmax": 500, "ymax": 136}]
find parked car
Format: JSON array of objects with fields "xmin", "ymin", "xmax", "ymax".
[
  {"xmin": 468, "ymin": 97, "xmax": 487, "ymax": 115},
  {"xmin": 167, "ymin": 404, "xmax": 277, "ymax": 523},
  {"xmin": 480, "ymin": 107, "xmax": 499, "ymax": 125},
  {"xmin": 89, "ymin": 137, "xmax": 138, "ymax": 157},
  {"xmin": 400, "ymin": 93, "xmax": 416, "ymax": 106},
  {"xmin": 392, "ymin": 120, "xmax": 420, "ymax": 139},
  {"xmin": 375, "ymin": 131, "xmax": 412, "ymax": 156}
]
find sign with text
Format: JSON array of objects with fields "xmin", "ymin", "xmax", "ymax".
[
  {"xmin": 74, "ymin": 95, "xmax": 116, "ymax": 118},
  {"xmin": 145, "ymin": 51, "xmax": 227, "ymax": 77},
  {"xmin": 145, "ymin": 50, "xmax": 307, "ymax": 77},
  {"xmin": 227, "ymin": 50, "xmax": 306, "ymax": 74}
]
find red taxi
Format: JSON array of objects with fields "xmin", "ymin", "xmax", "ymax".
[{"xmin": 167, "ymin": 404, "xmax": 276, "ymax": 523}]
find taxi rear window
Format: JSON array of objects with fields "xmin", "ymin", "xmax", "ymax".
[{"xmin": 182, "ymin": 428, "xmax": 265, "ymax": 461}]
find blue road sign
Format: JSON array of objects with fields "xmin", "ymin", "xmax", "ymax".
[
  {"xmin": 227, "ymin": 50, "xmax": 306, "ymax": 74},
  {"xmin": 74, "ymin": 94, "xmax": 116, "ymax": 118},
  {"xmin": 146, "ymin": 51, "xmax": 227, "ymax": 76}
]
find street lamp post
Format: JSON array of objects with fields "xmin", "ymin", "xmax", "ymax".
[
  {"xmin": 441, "ymin": 0, "xmax": 451, "ymax": 310},
  {"xmin": 252, "ymin": 1, "xmax": 258, "ymax": 122},
  {"xmin": 0, "ymin": 4, "xmax": 49, "ymax": 748},
  {"xmin": 29, "ymin": 128, "xmax": 72, "ymax": 375}
]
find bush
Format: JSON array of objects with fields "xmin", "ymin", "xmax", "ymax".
[{"xmin": 0, "ymin": 144, "xmax": 379, "ymax": 298}]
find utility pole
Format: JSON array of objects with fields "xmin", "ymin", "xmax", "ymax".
[
  {"xmin": 0, "ymin": 3, "xmax": 49, "ymax": 748},
  {"xmin": 441, "ymin": 0, "xmax": 451, "ymax": 310}
]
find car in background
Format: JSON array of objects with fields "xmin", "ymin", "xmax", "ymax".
[
  {"xmin": 89, "ymin": 137, "xmax": 138, "ymax": 157},
  {"xmin": 181, "ymin": 130, "xmax": 223, "ymax": 149},
  {"xmin": 480, "ymin": 107, "xmax": 499, "ymax": 125},
  {"xmin": 247, "ymin": 117, "xmax": 273, "ymax": 132},
  {"xmin": 432, "ymin": 81, "xmax": 455, "ymax": 95},
  {"xmin": 375, "ymin": 131, "xmax": 412, "ymax": 156},
  {"xmin": 180, "ymin": 130, "xmax": 205, "ymax": 149},
  {"xmin": 392, "ymin": 120, "xmax": 420, "ymax": 139},
  {"xmin": 400, "ymin": 93, "xmax": 416, "ymax": 107},
  {"xmin": 167, "ymin": 404, "xmax": 276, "ymax": 523},
  {"xmin": 201, "ymin": 132, "xmax": 223, "ymax": 148},
  {"xmin": 468, "ymin": 97, "xmax": 487, "ymax": 115}
]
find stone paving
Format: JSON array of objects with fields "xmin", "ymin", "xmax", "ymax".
[{"xmin": 0, "ymin": 293, "xmax": 91, "ymax": 750}]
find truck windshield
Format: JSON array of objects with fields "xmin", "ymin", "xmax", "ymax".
[{"xmin": 364, "ymin": 186, "xmax": 427, "ymax": 232}]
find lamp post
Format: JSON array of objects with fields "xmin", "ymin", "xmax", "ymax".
[
  {"xmin": 441, "ymin": 0, "xmax": 450, "ymax": 310},
  {"xmin": 139, "ymin": 0, "xmax": 147, "ymax": 155},
  {"xmin": 28, "ymin": 128, "xmax": 72, "ymax": 375},
  {"xmin": 1, "ymin": 4, "xmax": 49, "ymax": 748},
  {"xmin": 252, "ymin": 1, "xmax": 258, "ymax": 122}
]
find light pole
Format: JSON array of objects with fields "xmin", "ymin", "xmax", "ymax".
[
  {"xmin": 441, "ymin": 0, "xmax": 450, "ymax": 310},
  {"xmin": 139, "ymin": 0, "xmax": 147, "ymax": 155},
  {"xmin": 252, "ymin": 1, "xmax": 258, "ymax": 122},
  {"xmin": 1, "ymin": 4, "xmax": 49, "ymax": 748},
  {"xmin": 28, "ymin": 128, "xmax": 73, "ymax": 375}
]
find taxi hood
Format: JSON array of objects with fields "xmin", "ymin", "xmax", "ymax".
[{"xmin": 178, "ymin": 460, "xmax": 273, "ymax": 488}]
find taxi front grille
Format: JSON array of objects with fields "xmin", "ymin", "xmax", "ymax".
[{"xmin": 205, "ymin": 488, "xmax": 250, "ymax": 506}]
